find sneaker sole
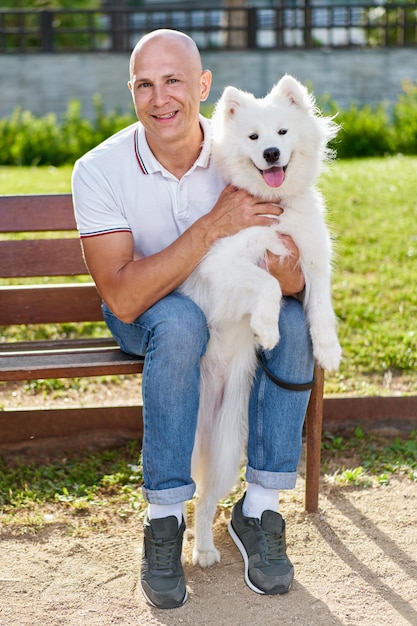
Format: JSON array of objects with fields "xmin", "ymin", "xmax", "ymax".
[
  {"xmin": 228, "ymin": 521, "xmax": 293, "ymax": 595},
  {"xmin": 140, "ymin": 584, "xmax": 188, "ymax": 610}
]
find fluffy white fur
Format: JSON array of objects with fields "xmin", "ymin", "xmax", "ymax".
[{"xmin": 180, "ymin": 75, "xmax": 342, "ymax": 567}]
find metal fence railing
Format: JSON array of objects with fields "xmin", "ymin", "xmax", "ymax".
[{"xmin": 1, "ymin": 3, "xmax": 416, "ymax": 53}]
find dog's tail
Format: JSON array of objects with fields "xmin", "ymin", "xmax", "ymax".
[{"xmin": 192, "ymin": 324, "xmax": 257, "ymax": 501}]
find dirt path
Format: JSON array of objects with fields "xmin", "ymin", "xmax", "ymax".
[{"xmin": 1, "ymin": 475, "xmax": 416, "ymax": 626}]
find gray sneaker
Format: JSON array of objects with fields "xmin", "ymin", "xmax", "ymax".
[
  {"xmin": 228, "ymin": 495, "xmax": 294, "ymax": 595},
  {"xmin": 140, "ymin": 514, "xmax": 187, "ymax": 609}
]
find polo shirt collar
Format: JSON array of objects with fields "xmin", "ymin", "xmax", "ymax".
[{"xmin": 134, "ymin": 114, "xmax": 212, "ymax": 176}]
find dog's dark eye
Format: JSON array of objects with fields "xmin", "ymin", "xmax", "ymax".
[
  {"xmin": 249, "ymin": 133, "xmax": 258, "ymax": 141},
  {"xmin": 278, "ymin": 129, "xmax": 288, "ymax": 135}
]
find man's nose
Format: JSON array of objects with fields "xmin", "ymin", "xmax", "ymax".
[{"xmin": 153, "ymin": 84, "xmax": 169, "ymax": 106}]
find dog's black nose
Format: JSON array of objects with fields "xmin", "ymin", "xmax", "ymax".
[{"xmin": 263, "ymin": 147, "xmax": 280, "ymax": 164}]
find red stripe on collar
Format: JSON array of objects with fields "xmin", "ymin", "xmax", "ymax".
[{"xmin": 134, "ymin": 127, "xmax": 148, "ymax": 174}]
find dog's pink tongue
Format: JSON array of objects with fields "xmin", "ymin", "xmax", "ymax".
[{"xmin": 263, "ymin": 167, "xmax": 285, "ymax": 188}]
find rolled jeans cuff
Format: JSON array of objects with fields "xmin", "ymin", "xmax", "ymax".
[
  {"xmin": 142, "ymin": 481, "xmax": 196, "ymax": 505},
  {"xmin": 246, "ymin": 466, "xmax": 298, "ymax": 490}
]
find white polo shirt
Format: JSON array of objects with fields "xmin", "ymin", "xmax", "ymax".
[{"xmin": 72, "ymin": 115, "xmax": 226, "ymax": 258}]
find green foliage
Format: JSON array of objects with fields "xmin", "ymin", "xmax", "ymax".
[
  {"xmin": 1, "ymin": 82, "xmax": 417, "ymax": 166},
  {"xmin": 0, "ymin": 1, "xmax": 103, "ymax": 52},
  {"xmin": 322, "ymin": 429, "xmax": 417, "ymax": 487},
  {"xmin": 332, "ymin": 102, "xmax": 395, "ymax": 158},
  {"xmin": 319, "ymin": 79, "xmax": 417, "ymax": 158},
  {"xmin": 0, "ymin": 442, "xmax": 143, "ymax": 510},
  {"xmin": 334, "ymin": 466, "xmax": 372, "ymax": 487},
  {"xmin": 0, "ymin": 1, "xmax": 100, "ymax": 7},
  {"xmin": 318, "ymin": 81, "xmax": 417, "ymax": 159},
  {"xmin": 391, "ymin": 80, "xmax": 417, "ymax": 154},
  {"xmin": 0, "ymin": 109, "xmax": 64, "ymax": 166},
  {"xmin": 0, "ymin": 97, "xmax": 137, "ymax": 166},
  {"xmin": 364, "ymin": 2, "xmax": 417, "ymax": 47}
]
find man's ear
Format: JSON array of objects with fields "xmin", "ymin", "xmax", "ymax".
[{"xmin": 200, "ymin": 69, "xmax": 212, "ymax": 102}]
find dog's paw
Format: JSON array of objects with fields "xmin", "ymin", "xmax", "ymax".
[
  {"xmin": 192, "ymin": 546, "xmax": 221, "ymax": 568},
  {"xmin": 251, "ymin": 320, "xmax": 279, "ymax": 351},
  {"xmin": 252, "ymin": 325, "xmax": 280, "ymax": 350},
  {"xmin": 250, "ymin": 307, "xmax": 280, "ymax": 350},
  {"xmin": 313, "ymin": 336, "xmax": 342, "ymax": 371}
]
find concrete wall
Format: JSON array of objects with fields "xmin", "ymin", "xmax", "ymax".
[{"xmin": 1, "ymin": 48, "xmax": 416, "ymax": 120}]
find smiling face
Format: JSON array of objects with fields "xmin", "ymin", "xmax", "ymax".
[
  {"xmin": 239, "ymin": 102, "xmax": 294, "ymax": 189},
  {"xmin": 211, "ymin": 76, "xmax": 336, "ymax": 200},
  {"xmin": 211, "ymin": 86, "xmax": 299, "ymax": 198},
  {"xmin": 128, "ymin": 30, "xmax": 212, "ymax": 159}
]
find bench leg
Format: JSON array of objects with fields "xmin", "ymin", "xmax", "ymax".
[{"xmin": 304, "ymin": 364, "xmax": 324, "ymax": 513}]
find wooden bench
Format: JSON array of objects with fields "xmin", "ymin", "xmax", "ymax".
[{"xmin": 0, "ymin": 193, "xmax": 324, "ymax": 512}]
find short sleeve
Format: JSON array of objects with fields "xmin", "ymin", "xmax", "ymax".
[{"xmin": 72, "ymin": 157, "xmax": 132, "ymax": 238}]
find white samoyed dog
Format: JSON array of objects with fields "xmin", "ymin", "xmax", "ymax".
[{"xmin": 180, "ymin": 74, "xmax": 341, "ymax": 568}]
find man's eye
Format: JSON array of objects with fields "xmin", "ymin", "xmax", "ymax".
[
  {"xmin": 138, "ymin": 82, "xmax": 150, "ymax": 89},
  {"xmin": 168, "ymin": 78, "xmax": 178, "ymax": 84}
]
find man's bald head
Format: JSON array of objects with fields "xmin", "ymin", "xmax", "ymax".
[{"xmin": 129, "ymin": 29, "xmax": 202, "ymax": 81}]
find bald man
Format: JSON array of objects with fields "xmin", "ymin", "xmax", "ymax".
[{"xmin": 72, "ymin": 29, "xmax": 313, "ymax": 609}]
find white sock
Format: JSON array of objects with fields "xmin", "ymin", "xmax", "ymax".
[
  {"xmin": 148, "ymin": 503, "xmax": 184, "ymax": 528},
  {"xmin": 242, "ymin": 483, "xmax": 279, "ymax": 520}
]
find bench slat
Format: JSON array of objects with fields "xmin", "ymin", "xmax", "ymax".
[
  {"xmin": 0, "ymin": 194, "xmax": 75, "ymax": 232},
  {"xmin": 0, "ymin": 238, "xmax": 89, "ymax": 278},
  {"xmin": 0, "ymin": 347, "xmax": 143, "ymax": 381},
  {"xmin": 0, "ymin": 337, "xmax": 118, "ymax": 353},
  {"xmin": 0, "ymin": 283, "xmax": 103, "ymax": 325}
]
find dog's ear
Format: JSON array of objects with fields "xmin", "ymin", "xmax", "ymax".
[
  {"xmin": 269, "ymin": 75, "xmax": 314, "ymax": 112},
  {"xmin": 219, "ymin": 86, "xmax": 246, "ymax": 118}
]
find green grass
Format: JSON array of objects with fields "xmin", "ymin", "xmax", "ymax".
[
  {"xmin": 0, "ymin": 443, "xmax": 145, "ymax": 534},
  {"xmin": 0, "ymin": 431, "xmax": 415, "ymax": 533},
  {"xmin": 1, "ymin": 157, "xmax": 417, "ymax": 395},
  {"xmin": 322, "ymin": 427, "xmax": 417, "ymax": 486},
  {"xmin": 0, "ymin": 165, "xmax": 73, "ymax": 194},
  {"xmin": 0, "ymin": 442, "xmax": 143, "ymax": 510},
  {"xmin": 319, "ymin": 156, "xmax": 417, "ymax": 394}
]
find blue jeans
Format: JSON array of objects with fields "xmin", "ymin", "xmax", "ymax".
[{"xmin": 103, "ymin": 291, "xmax": 314, "ymax": 505}]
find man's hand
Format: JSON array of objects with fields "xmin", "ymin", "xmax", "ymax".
[
  {"xmin": 200, "ymin": 184, "xmax": 284, "ymax": 247},
  {"xmin": 266, "ymin": 234, "xmax": 305, "ymax": 296}
]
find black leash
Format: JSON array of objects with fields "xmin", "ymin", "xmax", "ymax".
[{"xmin": 256, "ymin": 351, "xmax": 315, "ymax": 392}]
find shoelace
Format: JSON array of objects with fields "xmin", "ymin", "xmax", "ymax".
[
  {"xmin": 148, "ymin": 536, "xmax": 178, "ymax": 571},
  {"xmin": 249, "ymin": 519, "xmax": 285, "ymax": 561},
  {"xmin": 263, "ymin": 530, "xmax": 285, "ymax": 560}
]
